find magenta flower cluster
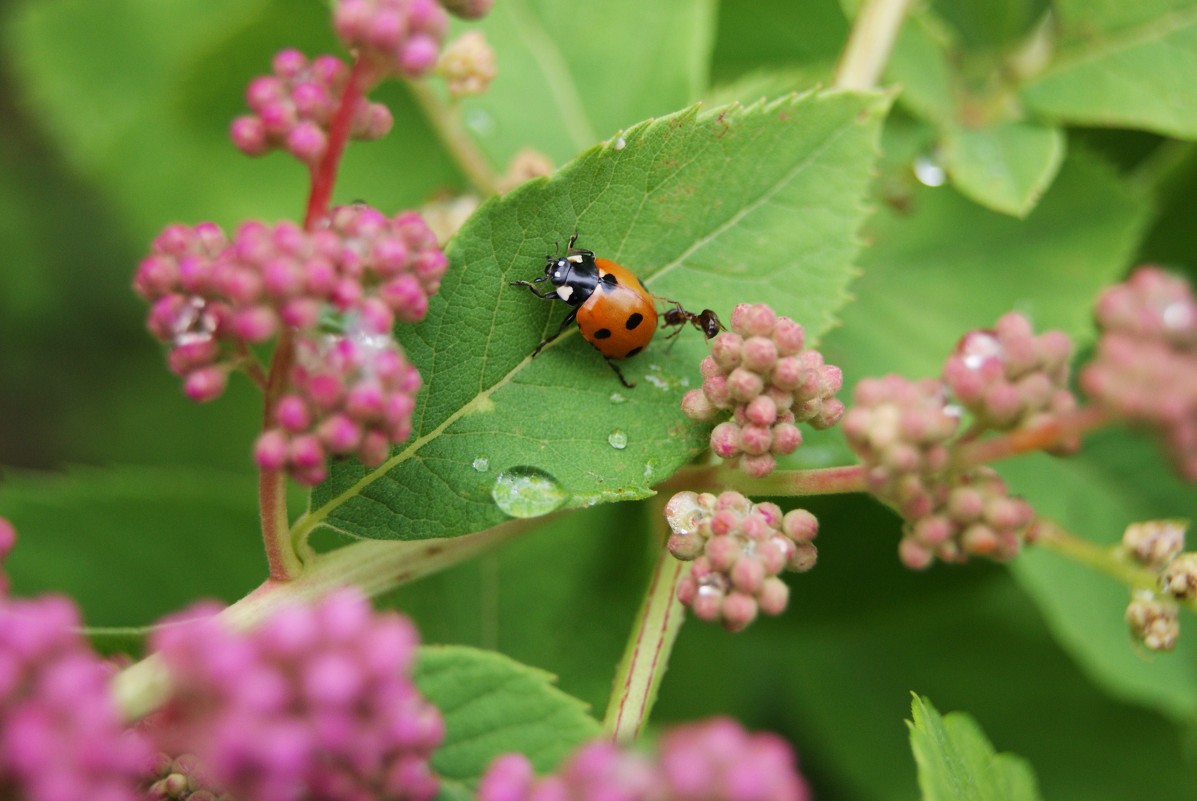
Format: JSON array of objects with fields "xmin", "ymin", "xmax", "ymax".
[
  {"xmin": 665, "ymin": 491, "xmax": 818, "ymax": 631},
  {"xmin": 334, "ymin": 0, "xmax": 449, "ymax": 77},
  {"xmin": 1081, "ymin": 266, "xmax": 1197, "ymax": 481},
  {"xmin": 943, "ymin": 312, "xmax": 1076, "ymax": 448},
  {"xmin": 150, "ymin": 588, "xmax": 442, "ymax": 801},
  {"xmin": 255, "ymin": 326, "xmax": 422, "ymax": 484},
  {"xmin": 479, "ymin": 718, "xmax": 809, "ymax": 801},
  {"xmin": 843, "ymin": 375, "xmax": 1034, "ymax": 568},
  {"xmin": 230, "ymin": 50, "xmax": 393, "ymax": 165},
  {"xmin": 0, "ymin": 593, "xmax": 151, "ymax": 801},
  {"xmin": 681, "ymin": 304, "xmax": 844, "ymax": 478}
]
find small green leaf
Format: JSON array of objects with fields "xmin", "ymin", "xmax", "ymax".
[
  {"xmin": 305, "ymin": 90, "xmax": 889, "ymax": 541},
  {"xmin": 1021, "ymin": 2, "xmax": 1197, "ymax": 138},
  {"xmin": 908, "ymin": 695, "xmax": 1042, "ymax": 801},
  {"xmin": 0, "ymin": 466, "xmax": 265, "ymax": 627},
  {"xmin": 416, "ymin": 645, "xmax": 600, "ymax": 800},
  {"xmin": 942, "ymin": 120, "xmax": 1065, "ymax": 217}
]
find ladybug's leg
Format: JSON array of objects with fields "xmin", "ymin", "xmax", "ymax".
[
  {"xmin": 510, "ymin": 277, "xmax": 559, "ymax": 299},
  {"xmin": 603, "ymin": 356, "xmax": 635, "ymax": 389},
  {"xmin": 531, "ymin": 309, "xmax": 578, "ymax": 357}
]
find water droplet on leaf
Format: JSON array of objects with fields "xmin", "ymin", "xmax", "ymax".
[
  {"xmin": 472, "ymin": 455, "xmax": 490, "ymax": 472},
  {"xmin": 608, "ymin": 429, "xmax": 628, "ymax": 449},
  {"xmin": 491, "ymin": 466, "xmax": 567, "ymax": 518}
]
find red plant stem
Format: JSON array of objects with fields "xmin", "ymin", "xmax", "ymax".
[
  {"xmin": 259, "ymin": 326, "xmax": 302, "ymax": 581},
  {"xmin": 304, "ymin": 58, "xmax": 373, "ymax": 227},
  {"xmin": 954, "ymin": 405, "xmax": 1114, "ymax": 467}
]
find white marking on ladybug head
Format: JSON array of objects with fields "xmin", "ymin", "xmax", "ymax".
[
  {"xmin": 567, "ymin": 254, "xmax": 585, "ymax": 263},
  {"xmin": 556, "ymin": 285, "xmax": 574, "ymax": 301}
]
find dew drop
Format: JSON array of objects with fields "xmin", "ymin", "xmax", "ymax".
[
  {"xmin": 472, "ymin": 455, "xmax": 490, "ymax": 472},
  {"xmin": 607, "ymin": 429, "xmax": 628, "ymax": 450},
  {"xmin": 491, "ymin": 466, "xmax": 567, "ymax": 518},
  {"xmin": 463, "ymin": 107, "xmax": 497, "ymax": 137},
  {"xmin": 614, "ymin": 135, "xmax": 627, "ymax": 151},
  {"xmin": 609, "ymin": 392, "xmax": 627, "ymax": 404},
  {"xmin": 913, "ymin": 154, "xmax": 947, "ymax": 187}
]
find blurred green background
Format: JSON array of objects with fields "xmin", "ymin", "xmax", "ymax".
[{"xmin": 3, "ymin": 1, "xmax": 1197, "ymax": 799}]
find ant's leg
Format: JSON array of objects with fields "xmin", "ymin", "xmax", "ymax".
[
  {"xmin": 604, "ymin": 356, "xmax": 635, "ymax": 388},
  {"xmin": 531, "ymin": 309, "xmax": 578, "ymax": 356}
]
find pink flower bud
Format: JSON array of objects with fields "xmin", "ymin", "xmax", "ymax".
[
  {"xmin": 184, "ymin": 366, "xmax": 227, "ymax": 402},
  {"xmin": 741, "ymin": 336, "xmax": 778, "ymax": 372},
  {"xmin": 710, "ymin": 422, "xmax": 741, "ymax": 458}
]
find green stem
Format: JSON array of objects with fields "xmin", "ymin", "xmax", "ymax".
[
  {"xmin": 1031, "ymin": 520, "xmax": 1159, "ymax": 590},
  {"xmin": 406, "ymin": 79, "xmax": 501, "ymax": 196},
  {"xmin": 834, "ymin": 0, "xmax": 915, "ymax": 90},
  {"xmin": 112, "ymin": 518, "xmax": 534, "ymax": 721},
  {"xmin": 603, "ymin": 512, "xmax": 689, "ymax": 743}
]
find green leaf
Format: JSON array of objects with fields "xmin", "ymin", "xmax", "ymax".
[
  {"xmin": 305, "ymin": 90, "xmax": 889, "ymax": 541},
  {"xmin": 908, "ymin": 695, "xmax": 1042, "ymax": 801},
  {"xmin": 824, "ymin": 143, "xmax": 1149, "ymax": 384},
  {"xmin": 942, "ymin": 120, "xmax": 1065, "ymax": 217},
  {"xmin": 1020, "ymin": 1, "xmax": 1197, "ymax": 138},
  {"xmin": 1000, "ymin": 429, "xmax": 1197, "ymax": 721},
  {"xmin": 456, "ymin": 0, "xmax": 716, "ymax": 168},
  {"xmin": 0, "ymin": 466, "xmax": 266, "ymax": 628},
  {"xmin": 416, "ymin": 645, "xmax": 600, "ymax": 801}
]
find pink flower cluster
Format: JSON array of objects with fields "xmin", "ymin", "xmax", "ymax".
[
  {"xmin": 150, "ymin": 589, "xmax": 442, "ymax": 801},
  {"xmin": 943, "ymin": 312, "xmax": 1076, "ymax": 450},
  {"xmin": 1081, "ymin": 266, "xmax": 1197, "ymax": 481},
  {"xmin": 256, "ymin": 327, "xmax": 422, "ymax": 484},
  {"xmin": 334, "ymin": 0, "xmax": 449, "ymax": 77},
  {"xmin": 0, "ymin": 594, "xmax": 151, "ymax": 801},
  {"xmin": 135, "ymin": 206, "xmax": 444, "ymax": 481},
  {"xmin": 230, "ymin": 50, "xmax": 393, "ymax": 165},
  {"xmin": 843, "ymin": 375, "xmax": 1034, "ymax": 568},
  {"xmin": 479, "ymin": 718, "xmax": 809, "ymax": 801},
  {"xmin": 681, "ymin": 304, "xmax": 844, "ymax": 478},
  {"xmin": 665, "ymin": 491, "xmax": 818, "ymax": 631}
]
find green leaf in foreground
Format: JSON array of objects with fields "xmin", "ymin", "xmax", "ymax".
[
  {"xmin": 303, "ymin": 90, "xmax": 889, "ymax": 542},
  {"xmin": 908, "ymin": 695, "xmax": 1042, "ymax": 801},
  {"xmin": 416, "ymin": 645, "xmax": 599, "ymax": 801}
]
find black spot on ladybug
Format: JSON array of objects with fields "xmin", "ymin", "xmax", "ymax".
[
  {"xmin": 600, "ymin": 273, "xmax": 619, "ymax": 292},
  {"xmin": 594, "ymin": 328, "xmax": 612, "ymax": 340},
  {"xmin": 625, "ymin": 313, "xmax": 644, "ymax": 330},
  {"xmin": 626, "ymin": 346, "xmax": 643, "ymax": 358}
]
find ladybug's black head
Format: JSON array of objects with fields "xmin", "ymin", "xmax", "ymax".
[{"xmin": 544, "ymin": 254, "xmax": 572, "ymax": 286}]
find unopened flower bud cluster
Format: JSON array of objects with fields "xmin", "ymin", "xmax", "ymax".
[
  {"xmin": 665, "ymin": 491, "xmax": 818, "ymax": 631},
  {"xmin": 334, "ymin": 0, "xmax": 449, "ymax": 77},
  {"xmin": 479, "ymin": 718, "xmax": 810, "ymax": 801},
  {"xmin": 230, "ymin": 50, "xmax": 393, "ymax": 164},
  {"xmin": 842, "ymin": 375, "xmax": 1034, "ymax": 568},
  {"xmin": 437, "ymin": 31, "xmax": 497, "ymax": 98},
  {"xmin": 144, "ymin": 752, "xmax": 230, "ymax": 801},
  {"xmin": 151, "ymin": 589, "xmax": 443, "ymax": 801},
  {"xmin": 1081, "ymin": 266, "xmax": 1197, "ymax": 481},
  {"xmin": 943, "ymin": 312, "xmax": 1077, "ymax": 452},
  {"xmin": 1120, "ymin": 520, "xmax": 1196, "ymax": 651},
  {"xmin": 682, "ymin": 303, "xmax": 844, "ymax": 478},
  {"xmin": 135, "ymin": 207, "xmax": 445, "ymax": 483}
]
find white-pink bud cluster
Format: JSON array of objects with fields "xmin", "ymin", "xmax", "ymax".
[
  {"xmin": 1082, "ymin": 266, "xmax": 1197, "ymax": 481},
  {"xmin": 665, "ymin": 491, "xmax": 817, "ymax": 632},
  {"xmin": 843, "ymin": 375, "xmax": 1034, "ymax": 568},
  {"xmin": 943, "ymin": 312, "xmax": 1076, "ymax": 450},
  {"xmin": 1119, "ymin": 520, "xmax": 1196, "ymax": 651},
  {"xmin": 681, "ymin": 304, "xmax": 844, "ymax": 478}
]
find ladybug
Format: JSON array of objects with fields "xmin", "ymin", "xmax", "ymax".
[{"xmin": 511, "ymin": 234, "xmax": 720, "ymax": 387}]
